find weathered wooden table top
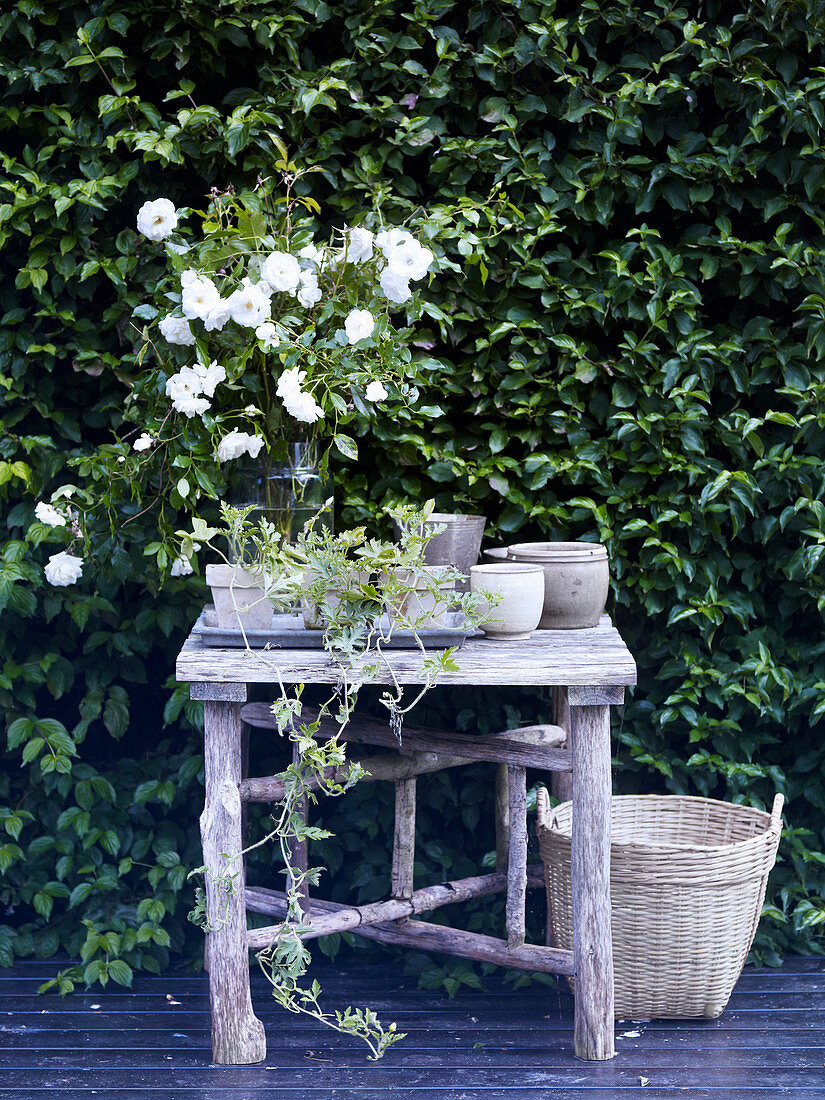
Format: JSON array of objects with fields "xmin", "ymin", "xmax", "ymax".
[{"xmin": 176, "ymin": 612, "xmax": 637, "ymax": 689}]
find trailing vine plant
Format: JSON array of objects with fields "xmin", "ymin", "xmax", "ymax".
[{"xmin": 180, "ymin": 499, "xmax": 492, "ymax": 1058}]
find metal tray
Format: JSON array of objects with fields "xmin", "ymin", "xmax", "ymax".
[{"xmin": 192, "ymin": 607, "xmax": 472, "ymax": 649}]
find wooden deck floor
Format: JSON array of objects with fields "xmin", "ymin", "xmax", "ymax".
[{"xmin": 0, "ymin": 955, "xmax": 822, "ymax": 1098}]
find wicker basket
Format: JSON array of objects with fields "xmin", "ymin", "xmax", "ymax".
[{"xmin": 536, "ymin": 790, "xmax": 784, "ymax": 1020}]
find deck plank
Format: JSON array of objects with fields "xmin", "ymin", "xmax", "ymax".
[{"xmin": 0, "ymin": 956, "xmax": 822, "ymax": 1095}]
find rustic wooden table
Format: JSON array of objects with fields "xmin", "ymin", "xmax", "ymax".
[{"xmin": 176, "ymin": 614, "xmax": 636, "ymax": 1066}]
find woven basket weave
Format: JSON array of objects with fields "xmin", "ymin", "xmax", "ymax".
[{"xmin": 536, "ymin": 790, "xmax": 784, "ymax": 1020}]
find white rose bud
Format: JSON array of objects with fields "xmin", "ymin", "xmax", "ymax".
[{"xmin": 132, "ymin": 433, "xmax": 154, "ymax": 452}]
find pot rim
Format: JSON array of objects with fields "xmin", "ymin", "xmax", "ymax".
[
  {"xmin": 470, "ymin": 563, "xmax": 544, "ymax": 575},
  {"xmin": 507, "ymin": 541, "xmax": 607, "ymax": 560},
  {"xmin": 205, "ymin": 562, "xmax": 267, "ymax": 586},
  {"xmin": 426, "ymin": 512, "xmax": 487, "ymax": 525}
]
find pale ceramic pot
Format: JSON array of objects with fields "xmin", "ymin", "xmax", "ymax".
[
  {"xmin": 505, "ymin": 542, "xmax": 609, "ymax": 629},
  {"xmin": 383, "ymin": 566, "xmax": 455, "ymax": 630},
  {"xmin": 206, "ymin": 563, "xmax": 272, "ymax": 631},
  {"xmin": 470, "ymin": 563, "xmax": 545, "ymax": 640}
]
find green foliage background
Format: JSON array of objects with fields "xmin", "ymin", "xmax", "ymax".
[{"xmin": 2, "ymin": 0, "xmax": 825, "ymax": 986}]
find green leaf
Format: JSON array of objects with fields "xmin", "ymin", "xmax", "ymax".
[{"xmin": 333, "ymin": 434, "xmax": 358, "ymax": 461}]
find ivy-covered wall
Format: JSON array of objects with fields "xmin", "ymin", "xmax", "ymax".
[{"xmin": 2, "ymin": 0, "xmax": 825, "ymax": 985}]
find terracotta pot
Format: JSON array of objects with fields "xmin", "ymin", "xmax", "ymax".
[
  {"xmin": 301, "ymin": 567, "xmax": 375, "ymax": 630},
  {"xmin": 469, "ymin": 563, "xmax": 545, "ymax": 640},
  {"xmin": 382, "ymin": 566, "xmax": 455, "ymax": 630},
  {"xmin": 505, "ymin": 542, "xmax": 609, "ymax": 629},
  {"xmin": 205, "ymin": 563, "xmax": 272, "ymax": 631}
]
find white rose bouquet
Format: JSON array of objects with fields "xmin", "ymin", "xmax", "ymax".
[
  {"xmin": 129, "ymin": 171, "xmax": 436, "ymax": 452},
  {"xmin": 42, "ymin": 164, "xmax": 447, "ymax": 581}
]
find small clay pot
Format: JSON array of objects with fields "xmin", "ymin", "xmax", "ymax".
[
  {"xmin": 301, "ymin": 567, "xmax": 371, "ymax": 630},
  {"xmin": 382, "ymin": 566, "xmax": 455, "ymax": 629},
  {"xmin": 206, "ymin": 563, "xmax": 272, "ymax": 631},
  {"xmin": 505, "ymin": 542, "xmax": 609, "ymax": 629},
  {"xmin": 470, "ymin": 563, "xmax": 545, "ymax": 640}
]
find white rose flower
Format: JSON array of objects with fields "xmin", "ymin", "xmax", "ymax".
[
  {"xmin": 165, "ymin": 368, "xmax": 210, "ymax": 416},
  {"xmin": 364, "ymin": 380, "xmax": 388, "ymax": 402},
  {"xmin": 256, "ymin": 321, "xmax": 280, "ymax": 349},
  {"xmin": 346, "ymin": 227, "xmax": 374, "ymax": 263},
  {"xmin": 180, "ymin": 269, "xmax": 199, "ymax": 287},
  {"xmin": 44, "ymin": 551, "xmax": 84, "ymax": 587},
  {"xmin": 260, "ymin": 251, "xmax": 301, "ymax": 293},
  {"xmin": 203, "ymin": 299, "xmax": 232, "ymax": 332},
  {"xmin": 296, "ymin": 270, "xmax": 322, "ymax": 308},
  {"xmin": 298, "ymin": 243, "xmax": 321, "ymax": 266},
  {"xmin": 181, "ymin": 274, "xmax": 221, "ymax": 320},
  {"xmin": 226, "ymin": 279, "xmax": 271, "ymax": 327},
  {"xmin": 217, "ymin": 430, "xmax": 265, "ymax": 462},
  {"xmin": 379, "ymin": 266, "xmax": 412, "ymax": 305},
  {"xmin": 170, "ymin": 555, "xmax": 194, "ymax": 577},
  {"xmin": 34, "ymin": 501, "xmax": 66, "ymax": 527},
  {"xmin": 277, "ymin": 367, "xmax": 307, "ymax": 398},
  {"xmin": 217, "ymin": 430, "xmax": 248, "ymax": 462},
  {"xmin": 136, "ymin": 198, "xmax": 178, "ymax": 242},
  {"xmin": 158, "ymin": 314, "xmax": 195, "ymax": 346},
  {"xmin": 193, "ymin": 359, "xmax": 226, "ymax": 398},
  {"xmin": 375, "ymin": 227, "xmax": 414, "ymax": 257},
  {"xmin": 172, "ymin": 393, "xmax": 210, "ymax": 418},
  {"xmin": 132, "ymin": 433, "xmax": 154, "ymax": 452},
  {"xmin": 344, "ymin": 308, "xmax": 376, "ymax": 344},
  {"xmin": 165, "ymin": 366, "xmax": 203, "ymax": 401},
  {"xmin": 283, "ymin": 389, "xmax": 324, "ymax": 424},
  {"xmin": 386, "ymin": 239, "xmax": 434, "ymax": 281}
]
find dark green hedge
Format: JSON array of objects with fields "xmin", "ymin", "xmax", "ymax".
[{"xmin": 2, "ymin": 0, "xmax": 825, "ymax": 985}]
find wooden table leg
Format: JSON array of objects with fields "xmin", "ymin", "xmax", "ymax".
[
  {"xmin": 391, "ymin": 777, "xmax": 417, "ymax": 900},
  {"xmin": 198, "ymin": 685, "xmax": 266, "ymax": 1065},
  {"xmin": 569, "ymin": 694, "xmax": 615, "ymax": 1060},
  {"xmin": 506, "ymin": 765, "xmax": 527, "ymax": 948}
]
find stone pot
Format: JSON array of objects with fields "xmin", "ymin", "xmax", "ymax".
[
  {"xmin": 469, "ymin": 563, "xmax": 545, "ymax": 640},
  {"xmin": 382, "ymin": 566, "xmax": 455, "ymax": 630},
  {"xmin": 505, "ymin": 542, "xmax": 609, "ymax": 629},
  {"xmin": 206, "ymin": 563, "xmax": 272, "ymax": 631}
]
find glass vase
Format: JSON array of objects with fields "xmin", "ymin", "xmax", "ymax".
[{"xmin": 228, "ymin": 441, "xmax": 333, "ymax": 547}]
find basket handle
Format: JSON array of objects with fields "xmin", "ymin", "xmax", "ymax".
[{"xmin": 769, "ymin": 793, "xmax": 785, "ymax": 833}]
